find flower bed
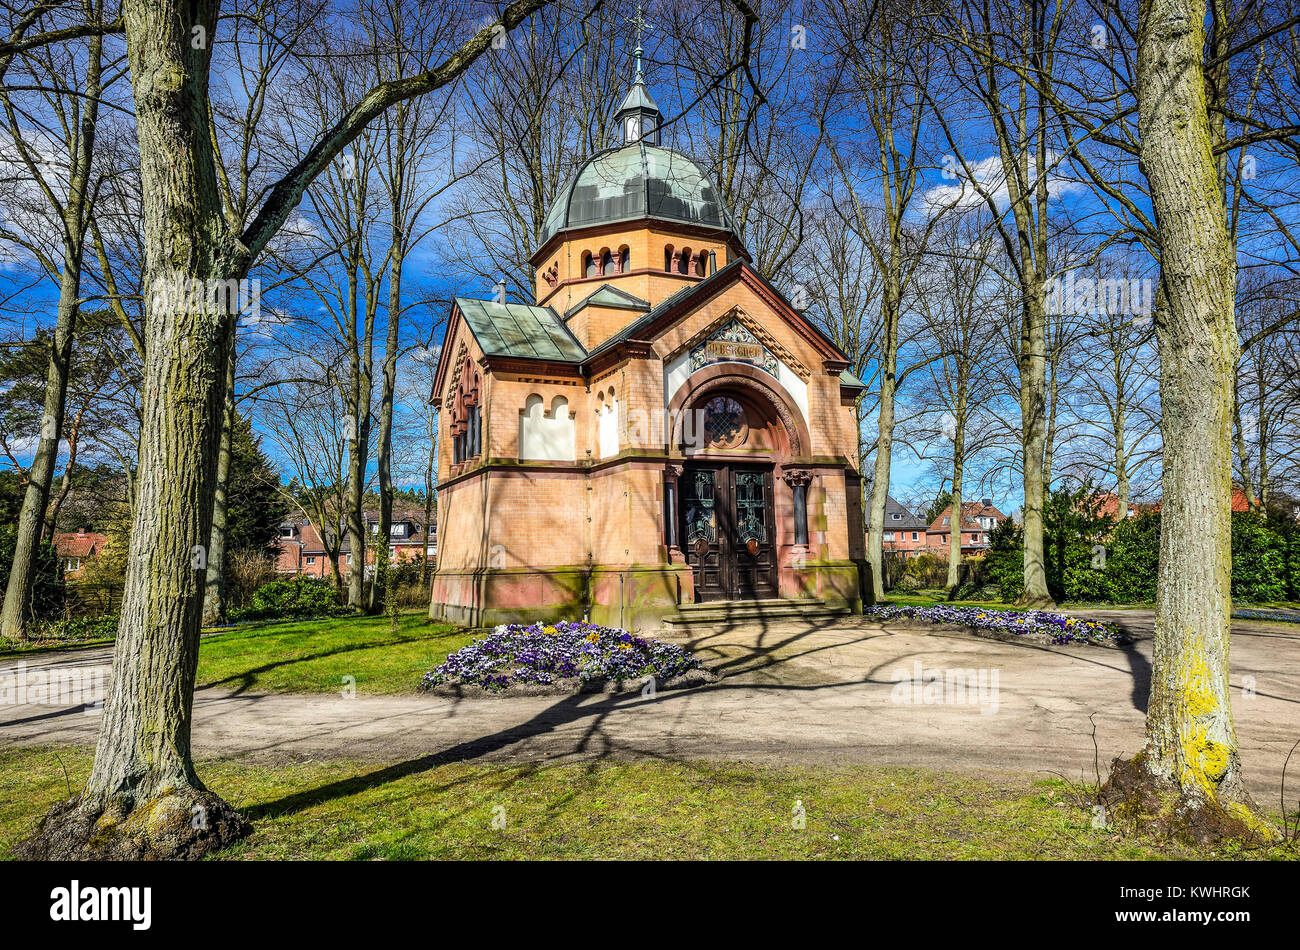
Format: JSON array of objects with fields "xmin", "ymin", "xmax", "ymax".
[
  {"xmin": 1232, "ymin": 607, "xmax": 1300, "ymax": 625},
  {"xmin": 420, "ymin": 621, "xmax": 712, "ymax": 695},
  {"xmin": 865, "ymin": 604, "xmax": 1127, "ymax": 646}
]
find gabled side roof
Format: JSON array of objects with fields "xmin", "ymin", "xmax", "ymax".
[
  {"xmin": 884, "ymin": 496, "xmax": 928, "ymax": 529},
  {"xmin": 564, "ymin": 284, "xmax": 651, "ymax": 320},
  {"xmin": 455, "ymin": 297, "xmax": 587, "ymax": 363}
]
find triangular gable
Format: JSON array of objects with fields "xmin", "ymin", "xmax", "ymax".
[
  {"xmin": 565, "ymin": 284, "xmax": 650, "ymax": 318},
  {"xmin": 583, "ymin": 261, "xmax": 851, "ymax": 372},
  {"xmin": 665, "ymin": 306, "xmax": 811, "ymax": 381},
  {"xmin": 432, "ymin": 303, "xmax": 478, "ymax": 409}
]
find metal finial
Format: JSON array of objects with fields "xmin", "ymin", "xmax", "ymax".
[{"xmin": 626, "ymin": 0, "xmax": 653, "ymax": 81}]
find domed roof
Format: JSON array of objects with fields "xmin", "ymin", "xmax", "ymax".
[{"xmin": 539, "ymin": 141, "xmax": 739, "ymax": 247}]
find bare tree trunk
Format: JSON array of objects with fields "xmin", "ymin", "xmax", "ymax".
[
  {"xmin": 202, "ymin": 353, "xmax": 236, "ymax": 625},
  {"xmin": 421, "ymin": 376, "xmax": 437, "ymax": 591},
  {"xmin": 45, "ymin": 409, "xmax": 82, "ymax": 536},
  {"xmin": 1103, "ymin": 0, "xmax": 1276, "ymax": 842},
  {"xmin": 370, "ymin": 253, "xmax": 400, "ymax": 614},
  {"xmin": 2, "ymin": 267, "xmax": 81, "ymax": 638},
  {"xmin": 1114, "ymin": 416, "xmax": 1130, "ymax": 518},
  {"xmin": 1114, "ymin": 357, "xmax": 1130, "ymax": 517},
  {"xmin": 946, "ymin": 403, "xmax": 966, "ymax": 591},
  {"xmin": 345, "ymin": 350, "xmax": 372, "ymax": 608},
  {"xmin": 866, "ymin": 285, "xmax": 898, "ymax": 602},
  {"xmin": 0, "ymin": 14, "xmax": 105, "ymax": 640},
  {"xmin": 1043, "ymin": 357, "xmax": 1057, "ymax": 489},
  {"xmin": 369, "ymin": 105, "xmax": 407, "ymax": 614},
  {"xmin": 1018, "ymin": 290, "xmax": 1053, "ymax": 607}
]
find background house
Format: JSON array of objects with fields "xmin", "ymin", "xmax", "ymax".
[
  {"xmin": 926, "ymin": 499, "xmax": 1007, "ymax": 557},
  {"xmin": 52, "ymin": 528, "xmax": 107, "ymax": 575},
  {"xmin": 881, "ymin": 495, "xmax": 929, "ymax": 557},
  {"xmin": 275, "ymin": 510, "xmax": 436, "ymax": 579}
]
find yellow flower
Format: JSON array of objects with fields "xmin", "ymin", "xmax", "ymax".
[
  {"xmin": 618, "ymin": 642, "xmax": 632, "ymax": 650},
  {"xmin": 585, "ymin": 631, "xmax": 599, "ymax": 643},
  {"xmin": 543, "ymin": 625, "xmax": 557, "ymax": 636}
]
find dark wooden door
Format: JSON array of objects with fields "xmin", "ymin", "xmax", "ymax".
[
  {"xmin": 681, "ymin": 463, "xmax": 776, "ymax": 601},
  {"xmin": 681, "ymin": 465, "xmax": 728, "ymax": 601},
  {"xmin": 730, "ymin": 467, "xmax": 778, "ymax": 598}
]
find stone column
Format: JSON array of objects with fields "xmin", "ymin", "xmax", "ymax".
[
  {"xmin": 783, "ymin": 469, "xmax": 814, "ymax": 546},
  {"xmin": 664, "ymin": 464, "xmax": 683, "ymax": 549}
]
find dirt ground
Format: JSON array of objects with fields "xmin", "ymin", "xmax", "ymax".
[{"xmin": 2, "ymin": 610, "xmax": 1298, "ymax": 800}]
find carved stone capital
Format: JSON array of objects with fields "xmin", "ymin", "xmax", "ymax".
[{"xmin": 782, "ymin": 468, "xmax": 814, "ymax": 488}]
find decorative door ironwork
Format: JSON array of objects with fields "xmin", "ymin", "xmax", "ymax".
[{"xmin": 679, "ymin": 464, "xmax": 777, "ymax": 602}]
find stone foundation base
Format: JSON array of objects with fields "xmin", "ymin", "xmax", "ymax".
[{"xmin": 430, "ymin": 560, "xmax": 865, "ymax": 631}]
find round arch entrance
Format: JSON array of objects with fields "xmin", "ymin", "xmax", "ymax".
[{"xmin": 667, "ymin": 365, "xmax": 810, "ymax": 602}]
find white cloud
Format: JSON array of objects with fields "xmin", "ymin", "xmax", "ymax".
[{"xmin": 921, "ymin": 152, "xmax": 1084, "ymax": 217}]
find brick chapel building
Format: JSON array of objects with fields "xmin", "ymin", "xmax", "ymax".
[{"xmin": 429, "ymin": 65, "xmax": 869, "ymax": 630}]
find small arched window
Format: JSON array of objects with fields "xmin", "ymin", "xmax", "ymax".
[
  {"xmin": 600, "ymin": 249, "xmax": 613, "ymax": 275},
  {"xmin": 696, "ymin": 250, "xmax": 709, "ymax": 275},
  {"xmin": 678, "ymin": 247, "xmax": 692, "ymax": 275},
  {"xmin": 619, "ymin": 246, "xmax": 630, "ymax": 272},
  {"xmin": 664, "ymin": 245, "xmax": 674, "ymax": 272}
]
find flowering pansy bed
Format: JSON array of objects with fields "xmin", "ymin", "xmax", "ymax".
[
  {"xmin": 420, "ymin": 621, "xmax": 713, "ymax": 695},
  {"xmin": 1232, "ymin": 608, "xmax": 1300, "ymax": 625},
  {"xmin": 865, "ymin": 604, "xmax": 1128, "ymax": 646}
]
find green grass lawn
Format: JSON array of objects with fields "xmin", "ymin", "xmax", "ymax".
[
  {"xmin": 882, "ymin": 592, "xmax": 1154, "ymax": 611},
  {"xmin": 0, "ymin": 611, "xmax": 473, "ymax": 694},
  {"xmin": 2, "ymin": 745, "xmax": 1293, "ymax": 860},
  {"xmin": 194, "ymin": 612, "xmax": 475, "ymax": 695}
]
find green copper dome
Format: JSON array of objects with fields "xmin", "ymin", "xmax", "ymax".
[{"xmin": 539, "ymin": 141, "xmax": 739, "ymax": 247}]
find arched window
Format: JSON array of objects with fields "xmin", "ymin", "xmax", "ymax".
[
  {"xmin": 451, "ymin": 360, "xmax": 481, "ymax": 465},
  {"xmin": 619, "ymin": 246, "xmax": 630, "ymax": 272},
  {"xmin": 520, "ymin": 393, "xmax": 575, "ymax": 461},
  {"xmin": 597, "ymin": 386, "xmax": 619, "ymax": 458},
  {"xmin": 678, "ymin": 247, "xmax": 692, "ymax": 275},
  {"xmin": 664, "ymin": 245, "xmax": 674, "ymax": 272},
  {"xmin": 600, "ymin": 249, "xmax": 613, "ymax": 275},
  {"xmin": 696, "ymin": 250, "xmax": 709, "ymax": 275}
]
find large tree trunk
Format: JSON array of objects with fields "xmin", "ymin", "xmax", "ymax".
[
  {"xmin": 1017, "ymin": 288, "xmax": 1053, "ymax": 607},
  {"xmin": 15, "ymin": 0, "xmax": 562, "ymax": 861},
  {"xmin": 202, "ymin": 353, "xmax": 236, "ymax": 625},
  {"xmin": 16, "ymin": 0, "xmax": 249, "ymax": 859},
  {"xmin": 1102, "ymin": 0, "xmax": 1275, "ymax": 843}
]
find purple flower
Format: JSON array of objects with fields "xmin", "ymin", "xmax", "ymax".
[
  {"xmin": 422, "ymin": 622, "xmax": 702, "ymax": 691},
  {"xmin": 865, "ymin": 604, "xmax": 1122, "ymax": 644}
]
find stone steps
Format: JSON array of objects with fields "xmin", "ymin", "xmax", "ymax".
[{"xmin": 662, "ymin": 598, "xmax": 852, "ymax": 633}]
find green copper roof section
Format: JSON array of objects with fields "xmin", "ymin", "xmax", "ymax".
[
  {"xmin": 839, "ymin": 368, "xmax": 866, "ymax": 389},
  {"xmin": 564, "ymin": 284, "xmax": 650, "ymax": 319},
  {"xmin": 616, "ymin": 79, "xmax": 660, "ymax": 117},
  {"xmin": 540, "ymin": 142, "xmax": 738, "ymax": 246},
  {"xmin": 455, "ymin": 298, "xmax": 587, "ymax": 363}
]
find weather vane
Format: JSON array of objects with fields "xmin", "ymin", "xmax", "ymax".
[{"xmin": 625, "ymin": 0, "xmax": 654, "ymax": 80}]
